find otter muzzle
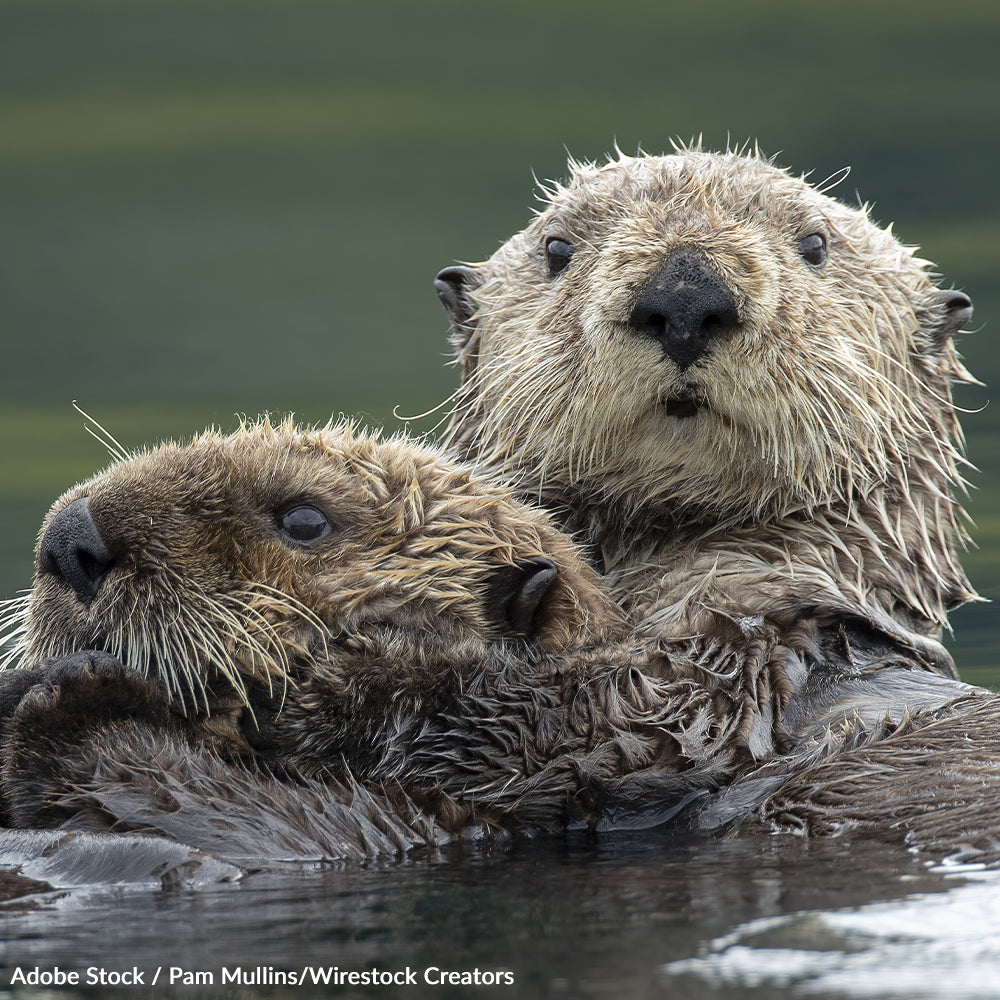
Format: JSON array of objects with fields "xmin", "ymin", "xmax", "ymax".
[
  {"xmin": 39, "ymin": 496, "xmax": 115, "ymax": 606},
  {"xmin": 629, "ymin": 250, "xmax": 740, "ymax": 369}
]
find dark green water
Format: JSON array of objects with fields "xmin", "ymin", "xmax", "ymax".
[{"xmin": 0, "ymin": 831, "xmax": 992, "ymax": 1000}]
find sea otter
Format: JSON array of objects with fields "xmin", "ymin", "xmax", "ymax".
[
  {"xmin": 1, "ymin": 418, "xmax": 998, "ymax": 865},
  {"xmin": 0, "ymin": 419, "xmax": 760, "ymax": 851},
  {"xmin": 0, "ymin": 146, "xmax": 991, "ymax": 863},
  {"xmin": 435, "ymin": 145, "xmax": 979, "ymax": 742}
]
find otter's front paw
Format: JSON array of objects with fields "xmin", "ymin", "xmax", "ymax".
[
  {"xmin": 0, "ymin": 651, "xmax": 174, "ymax": 828},
  {"xmin": 28, "ymin": 651, "xmax": 169, "ymax": 734},
  {"xmin": 0, "ymin": 665, "xmax": 51, "ymax": 725}
]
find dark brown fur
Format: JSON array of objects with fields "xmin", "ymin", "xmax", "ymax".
[
  {"xmin": 2, "ymin": 417, "xmax": 998, "ymax": 866},
  {"xmin": 688, "ymin": 683, "xmax": 1000, "ymax": 866},
  {"xmin": 0, "ymin": 420, "xmax": 759, "ymax": 857}
]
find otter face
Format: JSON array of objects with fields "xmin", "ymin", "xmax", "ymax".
[
  {"xmin": 439, "ymin": 149, "xmax": 974, "ymax": 528},
  {"xmin": 3, "ymin": 420, "xmax": 621, "ymax": 720}
]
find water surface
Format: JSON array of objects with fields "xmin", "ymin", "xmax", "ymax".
[{"xmin": 1, "ymin": 829, "xmax": 995, "ymax": 999}]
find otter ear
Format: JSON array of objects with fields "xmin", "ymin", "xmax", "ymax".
[
  {"xmin": 924, "ymin": 288, "xmax": 973, "ymax": 352},
  {"xmin": 434, "ymin": 265, "xmax": 482, "ymax": 351},
  {"xmin": 487, "ymin": 557, "xmax": 559, "ymax": 638}
]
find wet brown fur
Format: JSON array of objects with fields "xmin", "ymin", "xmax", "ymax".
[
  {"xmin": 428, "ymin": 145, "xmax": 1000, "ymax": 864},
  {"xmin": 0, "ymin": 146, "xmax": 990, "ymax": 860},
  {"xmin": 2, "ymin": 418, "xmax": 998, "ymax": 866},
  {"xmin": 441, "ymin": 146, "xmax": 979, "ymax": 701},
  {"xmin": 690, "ymin": 686, "xmax": 1000, "ymax": 866},
  {"xmin": 1, "ymin": 420, "xmax": 762, "ymax": 847},
  {"xmin": 7, "ymin": 418, "xmax": 619, "ymax": 723}
]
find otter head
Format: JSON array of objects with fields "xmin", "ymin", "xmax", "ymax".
[
  {"xmin": 4, "ymin": 419, "xmax": 622, "ymax": 740},
  {"xmin": 438, "ymin": 148, "xmax": 975, "ymax": 539}
]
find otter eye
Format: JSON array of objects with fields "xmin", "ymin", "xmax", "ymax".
[
  {"xmin": 278, "ymin": 505, "xmax": 331, "ymax": 544},
  {"xmin": 798, "ymin": 233, "xmax": 827, "ymax": 267},
  {"xmin": 545, "ymin": 237, "xmax": 575, "ymax": 277}
]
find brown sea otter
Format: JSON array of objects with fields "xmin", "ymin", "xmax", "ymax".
[
  {"xmin": 435, "ymin": 145, "xmax": 981, "ymax": 761},
  {"xmin": 0, "ymin": 420, "xmax": 758, "ymax": 860},
  {"xmin": 1, "ymin": 417, "xmax": 997, "ymax": 865}
]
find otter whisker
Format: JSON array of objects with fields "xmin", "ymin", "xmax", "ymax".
[
  {"xmin": 237, "ymin": 581, "xmax": 331, "ymax": 644},
  {"xmin": 815, "ymin": 164, "xmax": 852, "ymax": 194},
  {"xmin": 0, "ymin": 595, "xmax": 31, "ymax": 662},
  {"xmin": 216, "ymin": 595, "xmax": 292, "ymax": 678},
  {"xmin": 72, "ymin": 401, "xmax": 130, "ymax": 464},
  {"xmin": 158, "ymin": 628, "xmax": 203, "ymax": 714},
  {"xmin": 392, "ymin": 386, "xmax": 462, "ymax": 424},
  {"xmin": 181, "ymin": 600, "xmax": 255, "ymax": 704}
]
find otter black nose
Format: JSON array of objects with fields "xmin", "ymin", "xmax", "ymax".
[
  {"xmin": 39, "ymin": 497, "xmax": 115, "ymax": 605},
  {"xmin": 629, "ymin": 250, "xmax": 740, "ymax": 369}
]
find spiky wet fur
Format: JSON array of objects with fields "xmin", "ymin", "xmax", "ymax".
[
  {"xmin": 0, "ymin": 421, "xmax": 778, "ymax": 851},
  {"xmin": 2, "ymin": 418, "xmax": 997, "ymax": 866},
  {"xmin": 688, "ymin": 685, "xmax": 1000, "ymax": 866},
  {"xmin": 442, "ymin": 146, "xmax": 978, "ymax": 673},
  {"xmin": 0, "ymin": 647, "xmax": 754, "ymax": 847},
  {"xmin": 3, "ymin": 417, "xmax": 621, "ymax": 726}
]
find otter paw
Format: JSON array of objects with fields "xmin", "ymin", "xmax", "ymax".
[
  {"xmin": 239, "ymin": 680, "xmax": 284, "ymax": 753},
  {"xmin": 0, "ymin": 653, "xmax": 175, "ymax": 829},
  {"xmin": 16, "ymin": 650, "xmax": 170, "ymax": 737},
  {"xmin": 0, "ymin": 665, "xmax": 51, "ymax": 724}
]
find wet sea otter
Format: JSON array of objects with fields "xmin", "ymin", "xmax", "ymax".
[
  {"xmin": 0, "ymin": 419, "xmax": 762, "ymax": 855},
  {"xmin": 0, "ymin": 146, "xmax": 994, "ymax": 865},
  {"xmin": 435, "ymin": 145, "xmax": 980, "ymax": 753},
  {"xmin": 1, "ymin": 418, "xmax": 998, "ymax": 864}
]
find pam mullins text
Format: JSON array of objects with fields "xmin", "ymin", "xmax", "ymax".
[{"xmin": 10, "ymin": 965, "xmax": 516, "ymax": 988}]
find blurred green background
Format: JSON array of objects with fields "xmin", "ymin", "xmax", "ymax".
[{"xmin": 1, "ymin": 0, "xmax": 997, "ymax": 682}]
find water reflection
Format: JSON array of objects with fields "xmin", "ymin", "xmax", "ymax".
[
  {"xmin": 0, "ymin": 830, "xmax": 984, "ymax": 999},
  {"xmin": 666, "ymin": 862, "xmax": 1000, "ymax": 999}
]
